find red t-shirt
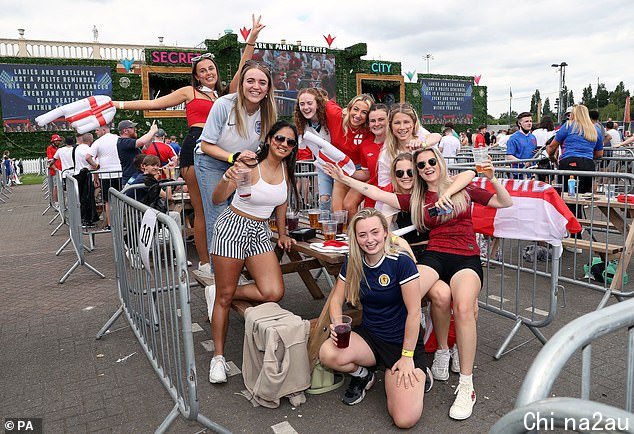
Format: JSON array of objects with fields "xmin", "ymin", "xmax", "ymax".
[
  {"xmin": 396, "ymin": 185, "xmax": 493, "ymax": 256},
  {"xmin": 474, "ymin": 133, "xmax": 486, "ymax": 148},
  {"xmin": 359, "ymin": 140, "xmax": 383, "ymax": 207},
  {"xmin": 47, "ymin": 145, "xmax": 62, "ymax": 175},
  {"xmin": 325, "ymin": 100, "xmax": 373, "ymax": 165},
  {"xmin": 296, "ymin": 147, "xmax": 313, "ymax": 161},
  {"xmin": 143, "ymin": 141, "xmax": 176, "ymax": 165}
]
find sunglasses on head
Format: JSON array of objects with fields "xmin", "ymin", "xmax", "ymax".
[
  {"xmin": 272, "ymin": 134, "xmax": 297, "ymax": 147},
  {"xmin": 395, "ymin": 169, "xmax": 413, "ymax": 178},
  {"xmin": 191, "ymin": 53, "xmax": 215, "ymax": 63},
  {"xmin": 416, "ymin": 158, "xmax": 437, "ymax": 169}
]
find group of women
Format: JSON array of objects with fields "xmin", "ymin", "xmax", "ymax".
[{"xmin": 115, "ymin": 15, "xmax": 515, "ymax": 428}]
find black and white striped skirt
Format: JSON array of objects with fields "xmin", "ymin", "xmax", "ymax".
[{"xmin": 211, "ymin": 207, "xmax": 274, "ymax": 260}]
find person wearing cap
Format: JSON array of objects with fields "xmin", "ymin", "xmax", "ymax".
[
  {"xmin": 116, "ymin": 119, "xmax": 158, "ymax": 185},
  {"xmin": 46, "ymin": 134, "xmax": 64, "ymax": 202},
  {"xmin": 50, "ymin": 136, "xmax": 77, "ymax": 177},
  {"xmin": 143, "ymin": 128, "xmax": 178, "ymax": 172}
]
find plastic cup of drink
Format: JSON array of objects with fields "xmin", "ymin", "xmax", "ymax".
[
  {"xmin": 269, "ymin": 215, "xmax": 277, "ymax": 232},
  {"xmin": 322, "ymin": 220, "xmax": 337, "ymax": 241},
  {"xmin": 286, "ymin": 210, "xmax": 299, "ymax": 231},
  {"xmin": 472, "ymin": 147, "xmax": 489, "ymax": 173},
  {"xmin": 332, "ymin": 315, "xmax": 352, "ymax": 348},
  {"xmin": 236, "ymin": 169, "xmax": 252, "ymax": 198},
  {"xmin": 308, "ymin": 209, "xmax": 320, "ymax": 229},
  {"xmin": 333, "ymin": 210, "xmax": 348, "ymax": 234},
  {"xmin": 318, "ymin": 210, "xmax": 331, "ymax": 231},
  {"xmin": 606, "ymin": 184, "xmax": 617, "ymax": 200}
]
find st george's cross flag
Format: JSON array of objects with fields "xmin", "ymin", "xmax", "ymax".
[
  {"xmin": 35, "ymin": 95, "xmax": 116, "ymax": 134},
  {"xmin": 470, "ymin": 177, "xmax": 581, "ymax": 247},
  {"xmin": 301, "ymin": 131, "xmax": 357, "ymax": 176}
]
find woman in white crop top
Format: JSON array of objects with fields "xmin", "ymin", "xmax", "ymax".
[{"xmin": 205, "ymin": 120, "xmax": 300, "ymax": 384}]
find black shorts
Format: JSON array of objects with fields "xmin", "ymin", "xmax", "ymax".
[
  {"xmin": 354, "ymin": 325, "xmax": 428, "ymax": 371},
  {"xmin": 420, "ymin": 250, "xmax": 483, "ymax": 285},
  {"xmin": 100, "ymin": 177, "xmax": 122, "ymax": 203},
  {"xmin": 179, "ymin": 127, "xmax": 203, "ymax": 168}
]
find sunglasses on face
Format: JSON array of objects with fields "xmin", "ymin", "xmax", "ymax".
[
  {"xmin": 416, "ymin": 158, "xmax": 437, "ymax": 169},
  {"xmin": 272, "ymin": 135, "xmax": 297, "ymax": 147},
  {"xmin": 191, "ymin": 53, "xmax": 215, "ymax": 63},
  {"xmin": 395, "ymin": 169, "xmax": 413, "ymax": 178}
]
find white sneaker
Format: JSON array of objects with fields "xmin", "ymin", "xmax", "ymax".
[
  {"xmin": 238, "ymin": 275, "xmax": 253, "ymax": 285},
  {"xmin": 450, "ymin": 344, "xmax": 461, "ymax": 374},
  {"xmin": 209, "ymin": 355, "xmax": 228, "ymax": 383},
  {"xmin": 431, "ymin": 349, "xmax": 450, "ymax": 381},
  {"xmin": 205, "ymin": 284, "xmax": 216, "ymax": 323},
  {"xmin": 450, "ymin": 381, "xmax": 476, "ymax": 420},
  {"xmin": 198, "ymin": 262, "xmax": 212, "ymax": 278}
]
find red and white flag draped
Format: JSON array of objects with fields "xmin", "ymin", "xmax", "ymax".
[
  {"xmin": 301, "ymin": 131, "xmax": 357, "ymax": 176},
  {"xmin": 470, "ymin": 177, "xmax": 581, "ymax": 248},
  {"xmin": 35, "ymin": 95, "xmax": 116, "ymax": 134}
]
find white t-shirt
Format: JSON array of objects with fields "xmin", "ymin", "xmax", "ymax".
[
  {"xmin": 89, "ymin": 133, "xmax": 122, "ymax": 179},
  {"xmin": 74, "ymin": 144, "xmax": 92, "ymax": 173},
  {"xmin": 605, "ymin": 128, "xmax": 623, "ymax": 147},
  {"xmin": 439, "ymin": 135, "xmax": 461, "ymax": 162},
  {"xmin": 497, "ymin": 134, "xmax": 510, "ymax": 148},
  {"xmin": 532, "ymin": 128, "xmax": 555, "ymax": 149},
  {"xmin": 197, "ymin": 93, "xmax": 262, "ymax": 154},
  {"xmin": 53, "ymin": 146, "xmax": 76, "ymax": 176}
]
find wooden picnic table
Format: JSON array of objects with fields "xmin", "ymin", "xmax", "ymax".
[{"xmin": 563, "ymin": 194, "xmax": 634, "ymax": 290}]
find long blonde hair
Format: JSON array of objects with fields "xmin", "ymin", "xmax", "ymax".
[
  {"xmin": 390, "ymin": 153, "xmax": 414, "ymax": 194},
  {"xmin": 345, "ymin": 208, "xmax": 400, "ymax": 307},
  {"xmin": 341, "ymin": 94, "xmax": 374, "ymax": 136},
  {"xmin": 569, "ymin": 104, "xmax": 598, "ymax": 143},
  {"xmin": 383, "ymin": 103, "xmax": 420, "ymax": 163},
  {"xmin": 410, "ymin": 147, "xmax": 469, "ymax": 231},
  {"xmin": 235, "ymin": 62, "xmax": 277, "ymax": 141}
]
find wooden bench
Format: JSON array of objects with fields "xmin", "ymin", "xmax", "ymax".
[{"xmin": 562, "ymin": 238, "xmax": 623, "ymax": 259}]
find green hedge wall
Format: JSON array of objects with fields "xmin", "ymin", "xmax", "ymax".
[{"xmin": 1, "ymin": 40, "xmax": 487, "ymax": 157}]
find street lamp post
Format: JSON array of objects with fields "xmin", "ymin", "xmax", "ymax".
[
  {"xmin": 424, "ymin": 53, "xmax": 434, "ymax": 74},
  {"xmin": 551, "ymin": 62, "xmax": 568, "ymax": 124}
]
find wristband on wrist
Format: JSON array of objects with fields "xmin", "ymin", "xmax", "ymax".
[
  {"xmin": 222, "ymin": 172, "xmax": 229, "ymax": 182},
  {"xmin": 401, "ymin": 349, "xmax": 414, "ymax": 358},
  {"xmin": 118, "ymin": 101, "xmax": 124, "ymax": 110},
  {"xmin": 228, "ymin": 151, "xmax": 241, "ymax": 165},
  {"xmin": 227, "ymin": 153, "xmax": 235, "ymax": 164},
  {"xmin": 246, "ymin": 42, "xmax": 255, "ymax": 46}
]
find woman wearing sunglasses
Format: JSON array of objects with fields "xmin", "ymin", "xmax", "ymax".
[
  {"xmin": 325, "ymin": 94, "xmax": 376, "ymax": 218},
  {"xmin": 324, "ymin": 147, "xmax": 512, "ymax": 420},
  {"xmin": 113, "ymin": 15, "xmax": 265, "ymax": 278},
  {"xmin": 207, "ymin": 120, "xmax": 300, "ymax": 384}
]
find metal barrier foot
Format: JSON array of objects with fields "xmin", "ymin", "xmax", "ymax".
[
  {"xmin": 494, "ymin": 319, "xmax": 524, "ymax": 360},
  {"xmin": 84, "ymin": 261, "xmax": 105, "ymax": 279},
  {"xmin": 48, "ymin": 213, "xmax": 60, "ymax": 225},
  {"xmin": 59, "ymin": 260, "xmax": 80, "ymax": 284},
  {"xmin": 155, "ymin": 403, "xmax": 181, "ymax": 434},
  {"xmin": 196, "ymin": 413, "xmax": 232, "ymax": 434},
  {"xmin": 56, "ymin": 238, "xmax": 71, "ymax": 256},
  {"xmin": 96, "ymin": 306, "xmax": 124, "ymax": 339},
  {"xmin": 41, "ymin": 205, "xmax": 51, "ymax": 215},
  {"xmin": 51, "ymin": 221, "xmax": 64, "ymax": 236}
]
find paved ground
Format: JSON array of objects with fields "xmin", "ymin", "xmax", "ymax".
[{"xmin": 0, "ymin": 184, "xmax": 630, "ymax": 433}]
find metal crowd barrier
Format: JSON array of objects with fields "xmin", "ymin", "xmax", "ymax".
[
  {"xmin": 490, "ymin": 298, "xmax": 634, "ymax": 433},
  {"xmin": 50, "ymin": 170, "xmax": 67, "ymax": 236},
  {"xmin": 58, "ymin": 175, "xmax": 105, "ymax": 283},
  {"xmin": 295, "ymin": 160, "xmax": 319, "ymax": 211},
  {"xmin": 96, "ymin": 187, "xmax": 230, "ymax": 434},
  {"xmin": 41, "ymin": 172, "xmax": 53, "ymax": 214},
  {"xmin": 0, "ymin": 161, "xmax": 12, "ymax": 203}
]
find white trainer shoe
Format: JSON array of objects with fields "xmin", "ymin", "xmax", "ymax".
[
  {"xmin": 204, "ymin": 284, "xmax": 216, "ymax": 323},
  {"xmin": 198, "ymin": 262, "xmax": 212, "ymax": 278},
  {"xmin": 431, "ymin": 349, "xmax": 451, "ymax": 381},
  {"xmin": 450, "ymin": 381, "xmax": 476, "ymax": 420},
  {"xmin": 209, "ymin": 355, "xmax": 228, "ymax": 383},
  {"xmin": 450, "ymin": 344, "xmax": 461, "ymax": 374}
]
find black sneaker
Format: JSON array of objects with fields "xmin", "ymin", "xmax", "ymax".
[
  {"xmin": 342, "ymin": 371, "xmax": 375, "ymax": 405},
  {"xmin": 425, "ymin": 367, "xmax": 434, "ymax": 393}
]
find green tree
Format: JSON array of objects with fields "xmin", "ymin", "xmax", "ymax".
[
  {"xmin": 596, "ymin": 83, "xmax": 609, "ymax": 108},
  {"xmin": 530, "ymin": 89, "xmax": 541, "ymax": 115},
  {"xmin": 542, "ymin": 97, "xmax": 555, "ymax": 119},
  {"xmin": 567, "ymin": 90, "xmax": 575, "ymax": 106},
  {"xmin": 608, "ymin": 81, "xmax": 630, "ymax": 108},
  {"xmin": 498, "ymin": 111, "xmax": 519, "ymax": 125},
  {"xmin": 582, "ymin": 84, "xmax": 594, "ymax": 107},
  {"xmin": 599, "ymin": 103, "xmax": 620, "ymax": 120}
]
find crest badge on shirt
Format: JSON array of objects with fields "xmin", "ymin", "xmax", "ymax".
[
  {"xmin": 255, "ymin": 121, "xmax": 261, "ymax": 136},
  {"xmin": 353, "ymin": 133, "xmax": 363, "ymax": 146},
  {"xmin": 378, "ymin": 274, "xmax": 390, "ymax": 286}
]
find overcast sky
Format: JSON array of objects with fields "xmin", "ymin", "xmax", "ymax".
[{"xmin": 2, "ymin": 0, "xmax": 632, "ymax": 118}]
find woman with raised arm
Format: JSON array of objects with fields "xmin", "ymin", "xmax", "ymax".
[
  {"xmin": 318, "ymin": 208, "xmax": 426, "ymax": 429},
  {"xmin": 323, "ymin": 147, "xmax": 512, "ymax": 420},
  {"xmin": 113, "ymin": 15, "xmax": 265, "ymax": 278},
  {"xmin": 207, "ymin": 120, "xmax": 299, "ymax": 384}
]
